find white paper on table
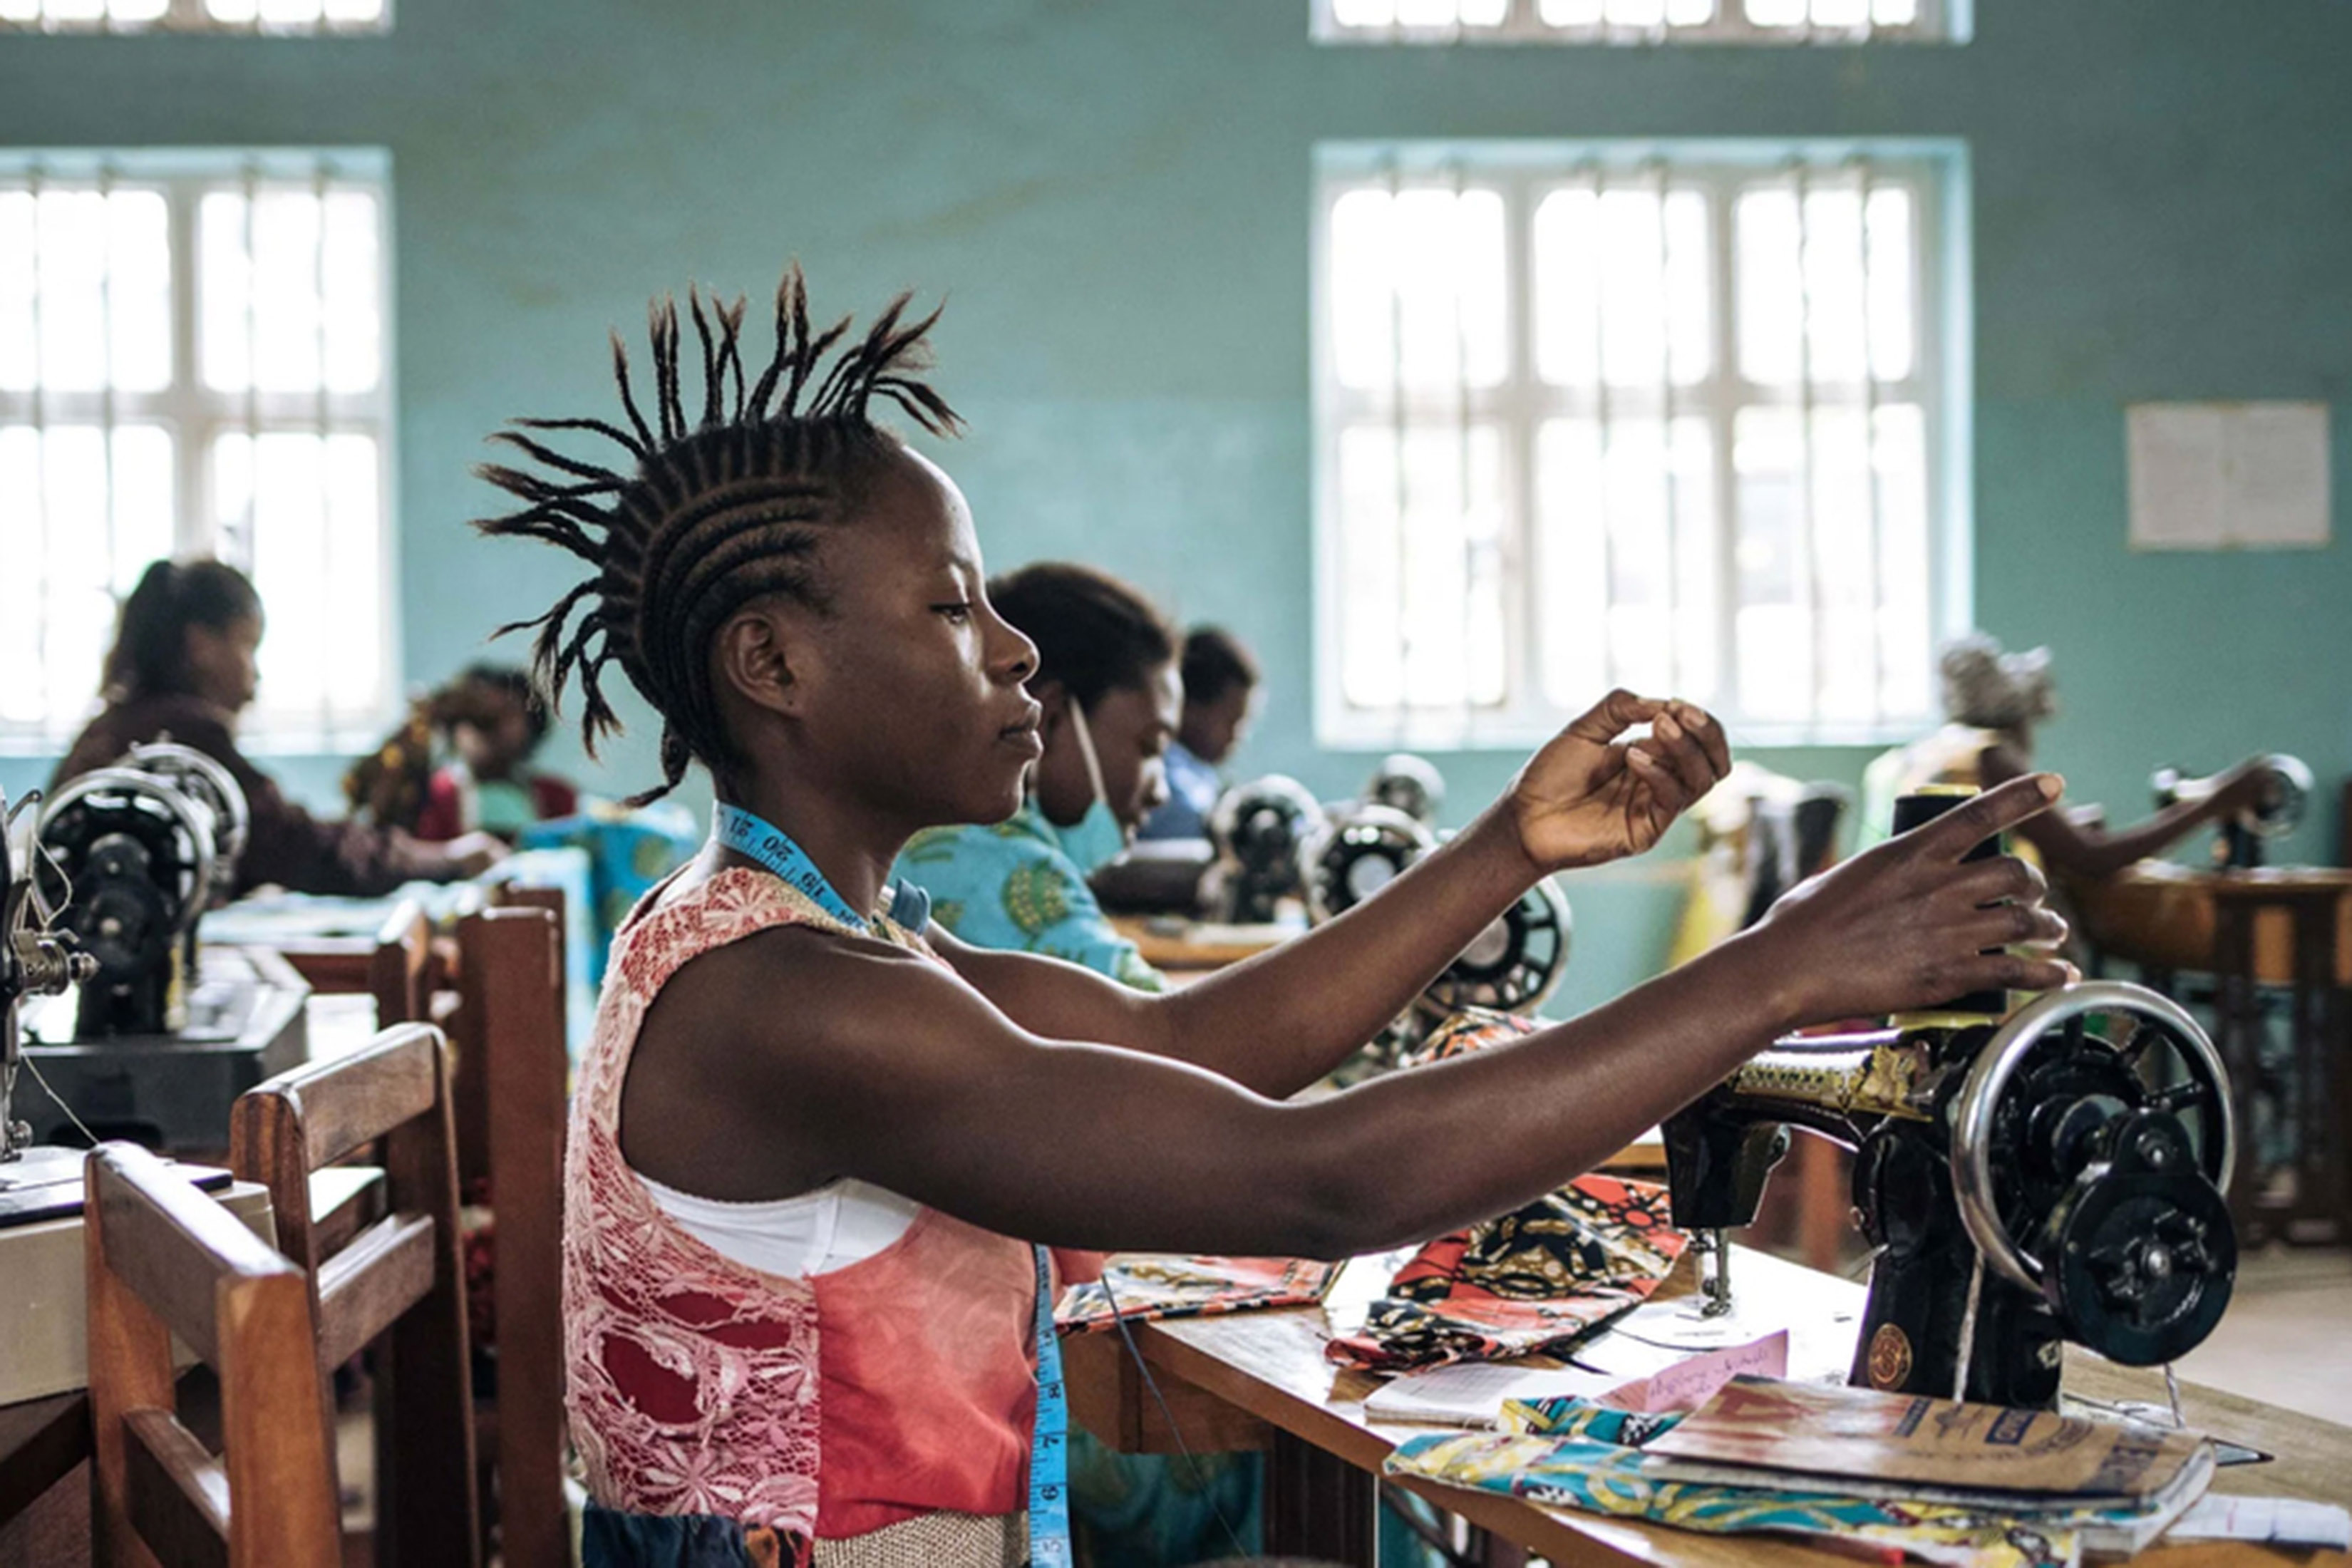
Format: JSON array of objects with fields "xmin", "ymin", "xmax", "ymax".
[
  {"xmin": 1598, "ymin": 1331, "xmax": 1789, "ymax": 1414},
  {"xmin": 2168, "ymin": 1495, "xmax": 2351, "ymax": 1550},
  {"xmin": 1362, "ymin": 1362, "xmax": 1622, "ymax": 1427},
  {"xmin": 2128, "ymin": 401, "xmax": 2331, "ymax": 550}
]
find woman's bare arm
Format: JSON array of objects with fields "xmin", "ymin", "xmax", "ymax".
[
  {"xmin": 929, "ymin": 691, "xmax": 1732, "ymax": 1097},
  {"xmin": 622, "ymin": 776, "xmax": 2071, "ymax": 1254}
]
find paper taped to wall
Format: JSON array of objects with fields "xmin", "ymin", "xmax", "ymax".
[{"xmin": 2127, "ymin": 401, "xmax": 2331, "ymax": 550}]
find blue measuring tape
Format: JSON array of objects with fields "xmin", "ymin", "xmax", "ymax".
[{"xmin": 710, "ymin": 802, "xmax": 1070, "ymax": 1567}]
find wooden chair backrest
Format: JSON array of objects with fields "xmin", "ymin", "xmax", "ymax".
[
  {"xmin": 229, "ymin": 1023, "xmax": 482, "ymax": 1568},
  {"xmin": 367, "ymin": 898, "xmax": 434, "ymax": 1033},
  {"xmin": 448, "ymin": 900, "xmax": 569, "ymax": 1568},
  {"xmin": 84, "ymin": 1143, "xmax": 342, "ymax": 1568}
]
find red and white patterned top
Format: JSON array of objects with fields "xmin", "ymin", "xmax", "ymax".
[{"xmin": 564, "ymin": 868, "xmax": 1038, "ymax": 1542}]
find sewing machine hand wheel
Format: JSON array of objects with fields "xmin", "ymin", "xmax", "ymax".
[{"xmin": 1951, "ymin": 981, "xmax": 2236, "ymax": 1363}]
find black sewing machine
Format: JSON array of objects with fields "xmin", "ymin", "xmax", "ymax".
[
  {"xmin": 1206, "ymin": 775, "xmax": 1326, "ymax": 924},
  {"xmin": 1, "ymin": 790, "xmax": 102, "ymax": 1225},
  {"xmin": 1364, "ymin": 753, "xmax": 1445, "ymax": 829},
  {"xmin": 1664, "ymin": 981, "xmax": 2237, "ymax": 1408},
  {"xmin": 1666, "ymin": 802, "xmax": 2237, "ymax": 1410},
  {"xmin": 1305, "ymin": 803, "xmax": 1575, "ymax": 1025},
  {"xmin": 19, "ymin": 746, "xmax": 307, "ymax": 1150},
  {"xmin": 2150, "ymin": 752, "xmax": 2312, "ymax": 870}
]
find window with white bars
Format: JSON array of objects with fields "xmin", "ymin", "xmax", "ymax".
[
  {"xmin": 1314, "ymin": 148, "xmax": 1962, "ymax": 748},
  {"xmin": 0, "ymin": 0, "xmax": 383, "ymax": 34},
  {"xmin": 0, "ymin": 153, "xmax": 396, "ymax": 753},
  {"xmin": 1315, "ymin": 0, "xmax": 1954, "ymax": 43}
]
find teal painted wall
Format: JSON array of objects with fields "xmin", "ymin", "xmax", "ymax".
[{"xmin": 3, "ymin": 2, "xmax": 2346, "ymax": 1019}]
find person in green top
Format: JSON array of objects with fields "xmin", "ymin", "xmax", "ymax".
[
  {"xmin": 897, "ymin": 562, "xmax": 1277, "ymax": 1563},
  {"xmin": 896, "ymin": 561, "xmax": 1180, "ymax": 992}
]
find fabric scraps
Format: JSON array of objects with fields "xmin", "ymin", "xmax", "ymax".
[
  {"xmin": 1401, "ymin": 1006, "xmax": 1530, "ymax": 1067},
  {"xmin": 1326, "ymin": 1173, "xmax": 1687, "ymax": 1372},
  {"xmin": 1323, "ymin": 1007, "xmax": 1688, "ymax": 1372},
  {"xmin": 1384, "ymin": 1429, "xmax": 2085, "ymax": 1568},
  {"xmin": 1056, "ymin": 1254, "xmax": 1343, "ymax": 1334},
  {"xmin": 1501, "ymin": 1396, "xmax": 1687, "ymax": 1448}
]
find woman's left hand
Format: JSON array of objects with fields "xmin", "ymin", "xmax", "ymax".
[{"xmin": 1505, "ymin": 689, "xmax": 1732, "ymax": 872}]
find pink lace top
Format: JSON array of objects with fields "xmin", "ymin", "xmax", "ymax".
[{"xmin": 563, "ymin": 868, "xmax": 1038, "ymax": 1542}]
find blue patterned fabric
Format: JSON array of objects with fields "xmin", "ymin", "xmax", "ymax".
[{"xmin": 894, "ymin": 798, "xmax": 1164, "ymax": 991}]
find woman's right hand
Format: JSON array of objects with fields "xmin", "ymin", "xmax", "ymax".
[{"xmin": 1745, "ymin": 773, "xmax": 2077, "ymax": 1030}]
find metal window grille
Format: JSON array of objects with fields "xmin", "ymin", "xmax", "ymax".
[
  {"xmin": 0, "ymin": 0, "xmax": 385, "ymax": 34},
  {"xmin": 1314, "ymin": 145, "xmax": 1962, "ymax": 749},
  {"xmin": 0, "ymin": 150, "xmax": 397, "ymax": 753},
  {"xmin": 1313, "ymin": 0, "xmax": 1956, "ymax": 44}
]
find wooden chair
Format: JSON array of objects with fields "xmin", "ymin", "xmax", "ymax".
[
  {"xmin": 368, "ymin": 889, "xmax": 569, "ymax": 1568},
  {"xmin": 230, "ymin": 1023, "xmax": 482, "ymax": 1568},
  {"xmin": 83, "ymin": 1142, "xmax": 341, "ymax": 1568},
  {"xmin": 368, "ymin": 897, "xmax": 435, "ymax": 1035},
  {"xmin": 448, "ymin": 899, "xmax": 570, "ymax": 1568}
]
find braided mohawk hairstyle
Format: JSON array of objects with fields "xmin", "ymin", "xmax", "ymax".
[{"xmin": 473, "ymin": 264, "xmax": 961, "ymax": 804}]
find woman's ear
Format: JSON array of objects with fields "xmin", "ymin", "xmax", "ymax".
[{"xmin": 711, "ymin": 604, "xmax": 804, "ymax": 721}]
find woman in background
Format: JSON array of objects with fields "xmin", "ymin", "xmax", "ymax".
[
  {"xmin": 1862, "ymin": 632, "xmax": 2271, "ymax": 880},
  {"xmin": 414, "ymin": 664, "xmax": 584, "ymax": 840},
  {"xmin": 1140, "ymin": 625, "xmax": 1259, "ymax": 843},
  {"xmin": 892, "ymin": 563, "xmax": 1269, "ymax": 1564},
  {"xmin": 894, "ymin": 561, "xmax": 1177, "ymax": 991},
  {"xmin": 56, "ymin": 557, "xmax": 505, "ymax": 897}
]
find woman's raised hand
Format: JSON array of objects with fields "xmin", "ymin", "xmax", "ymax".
[
  {"xmin": 1505, "ymin": 689, "xmax": 1733, "ymax": 872},
  {"xmin": 1745, "ymin": 773, "xmax": 2078, "ymax": 1031}
]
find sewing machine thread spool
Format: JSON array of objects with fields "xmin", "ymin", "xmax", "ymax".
[{"xmin": 1889, "ymin": 785, "xmax": 2010, "ymax": 1025}]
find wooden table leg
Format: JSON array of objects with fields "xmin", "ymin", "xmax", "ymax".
[
  {"xmin": 2212, "ymin": 897, "xmax": 2269, "ymax": 1247},
  {"xmin": 2290, "ymin": 892, "xmax": 2349, "ymax": 1240},
  {"xmin": 1264, "ymin": 1428, "xmax": 1376, "ymax": 1565}
]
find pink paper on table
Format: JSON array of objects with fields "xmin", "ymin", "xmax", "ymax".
[{"xmin": 1597, "ymin": 1329, "xmax": 1788, "ymax": 1414}]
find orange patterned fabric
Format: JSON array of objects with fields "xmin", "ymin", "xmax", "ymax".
[
  {"xmin": 564, "ymin": 868, "xmax": 1037, "ymax": 1544},
  {"xmin": 1326, "ymin": 1009, "xmax": 1690, "ymax": 1372}
]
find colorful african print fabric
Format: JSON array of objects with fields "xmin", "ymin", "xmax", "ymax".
[
  {"xmin": 1383, "ymin": 1424, "xmax": 2093, "ymax": 1568},
  {"xmin": 1327, "ymin": 1008, "xmax": 1689, "ymax": 1372},
  {"xmin": 1056, "ymin": 1255, "xmax": 1343, "ymax": 1334},
  {"xmin": 1373, "ymin": 1382, "xmax": 2201, "ymax": 1568},
  {"xmin": 894, "ymin": 798, "xmax": 1165, "ymax": 991},
  {"xmin": 1326, "ymin": 1172, "xmax": 1686, "ymax": 1372}
]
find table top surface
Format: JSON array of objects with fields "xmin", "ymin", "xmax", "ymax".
[{"xmin": 1115, "ymin": 1243, "xmax": 2351, "ymax": 1567}]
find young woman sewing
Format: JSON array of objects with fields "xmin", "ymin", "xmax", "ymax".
[
  {"xmin": 56, "ymin": 558, "xmax": 506, "ymax": 897},
  {"xmin": 479, "ymin": 269, "xmax": 2075, "ymax": 1568}
]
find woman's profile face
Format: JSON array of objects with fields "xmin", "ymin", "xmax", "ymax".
[
  {"xmin": 759, "ymin": 449, "xmax": 1045, "ymax": 832},
  {"xmin": 1034, "ymin": 662, "xmax": 1180, "ymax": 835},
  {"xmin": 185, "ymin": 613, "xmax": 262, "ymax": 713}
]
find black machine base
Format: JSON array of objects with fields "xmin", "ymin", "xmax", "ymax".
[{"xmin": 16, "ymin": 947, "xmax": 310, "ymax": 1153}]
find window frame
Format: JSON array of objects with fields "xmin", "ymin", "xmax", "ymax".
[
  {"xmin": 1311, "ymin": 140, "xmax": 1971, "ymax": 752},
  {"xmin": 0, "ymin": 0, "xmax": 388, "ymax": 36},
  {"xmin": 0, "ymin": 148, "xmax": 401, "ymax": 757},
  {"xmin": 1311, "ymin": 0, "xmax": 1965, "ymax": 46}
]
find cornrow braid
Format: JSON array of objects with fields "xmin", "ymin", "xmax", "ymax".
[{"xmin": 472, "ymin": 263, "xmax": 961, "ymax": 805}]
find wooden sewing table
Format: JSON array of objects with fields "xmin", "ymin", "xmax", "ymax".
[
  {"xmin": 2073, "ymin": 864, "xmax": 2352, "ymax": 1245},
  {"xmin": 1063, "ymin": 1244, "xmax": 2352, "ymax": 1567}
]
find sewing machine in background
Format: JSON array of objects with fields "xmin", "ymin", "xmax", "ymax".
[
  {"xmin": 1, "ymin": 789, "xmax": 100, "ymax": 1227},
  {"xmin": 2151, "ymin": 752, "xmax": 2314, "ymax": 870},
  {"xmin": 1304, "ymin": 795, "xmax": 1574, "ymax": 1026},
  {"xmin": 15, "ymin": 745, "xmax": 308, "ymax": 1151},
  {"xmin": 1665, "ymin": 793, "xmax": 2238, "ymax": 1410}
]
